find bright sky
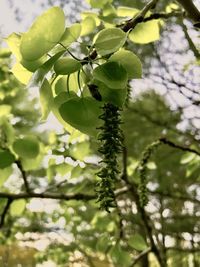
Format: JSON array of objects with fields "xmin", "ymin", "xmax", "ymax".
[{"xmin": 0, "ymin": 0, "xmax": 43, "ymax": 38}]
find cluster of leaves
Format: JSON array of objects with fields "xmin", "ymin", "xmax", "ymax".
[{"xmin": 5, "ymin": 3, "xmax": 148, "ymax": 210}]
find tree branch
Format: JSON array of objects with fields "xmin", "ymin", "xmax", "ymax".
[
  {"xmin": 176, "ymin": 0, "xmax": 200, "ymax": 26},
  {"xmin": 0, "ymin": 192, "xmax": 95, "ymax": 201},
  {"xmin": 148, "ymin": 189, "xmax": 200, "ymax": 204},
  {"xmin": 0, "ymin": 198, "xmax": 12, "ymax": 229},
  {"xmin": 122, "ymin": 0, "xmax": 160, "ymax": 32},
  {"xmin": 122, "ymin": 146, "xmax": 166, "ymax": 267},
  {"xmin": 15, "ymin": 160, "xmax": 31, "ymax": 193},
  {"xmin": 130, "ymin": 247, "xmax": 151, "ymax": 267},
  {"xmin": 159, "ymin": 137, "xmax": 200, "ymax": 156},
  {"xmin": 181, "ymin": 21, "xmax": 200, "ymax": 59},
  {"xmin": 143, "ymin": 11, "xmax": 184, "ymax": 22}
]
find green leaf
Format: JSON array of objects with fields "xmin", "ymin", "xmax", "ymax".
[
  {"xmin": 94, "ymin": 28, "xmax": 127, "ymax": 56},
  {"xmin": 20, "ymin": 7, "xmax": 65, "ymax": 60},
  {"xmin": 128, "ymin": 234, "xmax": 148, "ymax": 251},
  {"xmin": 147, "ymin": 161, "xmax": 157, "ymax": 170},
  {"xmin": 129, "ymin": 20, "xmax": 160, "ymax": 44},
  {"xmin": 0, "ymin": 105, "xmax": 12, "ymax": 117},
  {"xmin": 93, "ymin": 80, "xmax": 127, "ymax": 107},
  {"xmin": 56, "ymin": 163, "xmax": 73, "ymax": 176},
  {"xmin": 109, "ymin": 50, "xmax": 142, "ymax": 79},
  {"xmin": 29, "ymin": 50, "xmax": 65, "ymax": 87},
  {"xmin": 39, "ymin": 79, "xmax": 53, "ymax": 120},
  {"xmin": 52, "ymin": 91, "xmax": 78, "ymax": 128},
  {"xmin": 0, "ymin": 48, "xmax": 12, "ymax": 58},
  {"xmin": 0, "ymin": 118, "xmax": 15, "ymax": 145},
  {"xmin": 93, "ymin": 62, "xmax": 128, "ymax": 89},
  {"xmin": 180, "ymin": 153, "xmax": 196, "ymax": 164},
  {"xmin": 81, "ymin": 12, "xmax": 101, "ymax": 27},
  {"xmin": 59, "ymin": 96, "xmax": 102, "ymax": 136},
  {"xmin": 5, "ymin": 33, "xmax": 21, "ymax": 60},
  {"xmin": 0, "ymin": 150, "xmax": 15, "ymax": 169},
  {"xmin": 110, "ymin": 243, "xmax": 132, "ymax": 267},
  {"xmin": 11, "ymin": 63, "xmax": 32, "ymax": 85},
  {"xmin": 10, "ymin": 199, "xmax": 26, "ymax": 216},
  {"xmin": 13, "ymin": 136, "xmax": 40, "ymax": 159},
  {"xmin": 60, "ymin": 23, "xmax": 82, "ymax": 47},
  {"xmin": 96, "ymin": 234, "xmax": 111, "ymax": 253},
  {"xmin": 86, "ymin": 0, "xmax": 113, "ymax": 9},
  {"xmin": 21, "ymin": 56, "xmax": 46, "ymax": 72},
  {"xmin": 80, "ymin": 16, "xmax": 96, "ymax": 36},
  {"xmin": 69, "ymin": 142, "xmax": 90, "ymax": 161},
  {"xmin": 117, "ymin": 6, "xmax": 139, "ymax": 17},
  {"xmin": 0, "ymin": 167, "xmax": 12, "ymax": 187},
  {"xmin": 54, "ymin": 57, "xmax": 82, "ymax": 75},
  {"xmin": 54, "ymin": 76, "xmax": 67, "ymax": 95}
]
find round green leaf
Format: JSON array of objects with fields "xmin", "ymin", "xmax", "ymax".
[
  {"xmin": 93, "ymin": 62, "xmax": 128, "ymax": 89},
  {"xmin": 129, "ymin": 20, "xmax": 160, "ymax": 44},
  {"xmin": 93, "ymin": 80, "xmax": 127, "ymax": 107},
  {"xmin": 6, "ymin": 33, "xmax": 21, "ymax": 60},
  {"xmin": 10, "ymin": 199, "xmax": 26, "ymax": 216},
  {"xmin": 117, "ymin": 6, "xmax": 139, "ymax": 17},
  {"xmin": 94, "ymin": 28, "xmax": 127, "ymax": 56},
  {"xmin": 52, "ymin": 91, "xmax": 78, "ymax": 128},
  {"xmin": 0, "ymin": 167, "xmax": 12, "ymax": 187},
  {"xmin": 54, "ymin": 77, "xmax": 67, "ymax": 95},
  {"xmin": 80, "ymin": 16, "xmax": 96, "ymax": 36},
  {"xmin": 86, "ymin": 0, "xmax": 113, "ymax": 9},
  {"xmin": 21, "ymin": 56, "xmax": 46, "ymax": 72},
  {"xmin": 11, "ymin": 63, "xmax": 32, "ymax": 85},
  {"xmin": 60, "ymin": 23, "xmax": 82, "ymax": 47},
  {"xmin": 13, "ymin": 136, "xmax": 40, "ymax": 159},
  {"xmin": 59, "ymin": 96, "xmax": 101, "ymax": 135},
  {"xmin": 0, "ymin": 48, "xmax": 12, "ymax": 58},
  {"xmin": 109, "ymin": 50, "xmax": 142, "ymax": 79},
  {"xmin": 0, "ymin": 150, "xmax": 15, "ymax": 169},
  {"xmin": 54, "ymin": 57, "xmax": 82, "ymax": 75},
  {"xmin": 20, "ymin": 7, "xmax": 65, "ymax": 60}
]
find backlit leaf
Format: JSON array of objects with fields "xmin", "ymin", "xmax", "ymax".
[
  {"xmin": 81, "ymin": 16, "xmax": 96, "ymax": 36},
  {"xmin": 129, "ymin": 20, "xmax": 160, "ymax": 44},
  {"xmin": 94, "ymin": 28, "xmax": 127, "ymax": 56},
  {"xmin": 0, "ymin": 167, "xmax": 12, "ymax": 187},
  {"xmin": 39, "ymin": 79, "xmax": 53, "ymax": 120},
  {"xmin": 109, "ymin": 50, "xmax": 142, "ymax": 79},
  {"xmin": 59, "ymin": 96, "xmax": 102, "ymax": 135},
  {"xmin": 93, "ymin": 62, "xmax": 128, "ymax": 89},
  {"xmin": 117, "ymin": 6, "xmax": 139, "ymax": 17},
  {"xmin": 54, "ymin": 57, "xmax": 82, "ymax": 75},
  {"xmin": 13, "ymin": 136, "xmax": 40, "ymax": 159},
  {"xmin": 20, "ymin": 7, "xmax": 65, "ymax": 60},
  {"xmin": 60, "ymin": 23, "xmax": 81, "ymax": 47},
  {"xmin": 12, "ymin": 63, "xmax": 32, "ymax": 85},
  {"xmin": 10, "ymin": 199, "xmax": 26, "ymax": 216}
]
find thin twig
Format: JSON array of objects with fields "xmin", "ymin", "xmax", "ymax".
[
  {"xmin": 0, "ymin": 198, "xmax": 12, "ymax": 229},
  {"xmin": 130, "ymin": 247, "xmax": 151, "ymax": 267},
  {"xmin": 159, "ymin": 137, "xmax": 200, "ymax": 156},
  {"xmin": 15, "ymin": 160, "xmax": 31, "ymax": 193}
]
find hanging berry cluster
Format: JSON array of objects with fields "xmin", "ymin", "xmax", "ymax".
[{"xmin": 96, "ymin": 103, "xmax": 124, "ymax": 212}]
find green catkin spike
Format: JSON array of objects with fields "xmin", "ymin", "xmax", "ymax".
[
  {"xmin": 138, "ymin": 140, "xmax": 161, "ymax": 207},
  {"xmin": 125, "ymin": 83, "xmax": 131, "ymax": 107},
  {"xmin": 96, "ymin": 103, "xmax": 124, "ymax": 212}
]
